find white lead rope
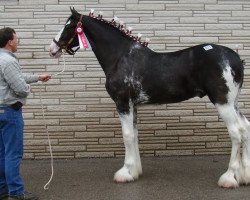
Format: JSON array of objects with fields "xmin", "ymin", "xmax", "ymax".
[
  {"xmin": 39, "ymin": 81, "xmax": 54, "ymax": 190},
  {"xmin": 40, "ymin": 53, "xmax": 66, "ymax": 190},
  {"xmin": 51, "ymin": 53, "xmax": 66, "ymax": 77},
  {"xmin": 39, "ymin": 85, "xmax": 54, "ymax": 190}
]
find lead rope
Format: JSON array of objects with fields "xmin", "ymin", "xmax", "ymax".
[
  {"xmin": 39, "ymin": 84, "xmax": 54, "ymax": 190},
  {"xmin": 51, "ymin": 53, "xmax": 66, "ymax": 77},
  {"xmin": 39, "ymin": 53, "xmax": 66, "ymax": 190}
]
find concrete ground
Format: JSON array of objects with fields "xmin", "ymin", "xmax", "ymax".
[{"xmin": 21, "ymin": 156, "xmax": 250, "ymax": 200}]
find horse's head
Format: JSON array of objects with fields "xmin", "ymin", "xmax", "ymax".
[
  {"xmin": 49, "ymin": 7, "xmax": 150, "ymax": 60},
  {"xmin": 49, "ymin": 7, "xmax": 82, "ymax": 58}
]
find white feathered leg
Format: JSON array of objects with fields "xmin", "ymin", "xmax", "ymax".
[
  {"xmin": 239, "ymin": 115, "xmax": 250, "ymax": 185},
  {"xmin": 133, "ymin": 108, "xmax": 142, "ymax": 175},
  {"xmin": 217, "ymin": 104, "xmax": 242, "ymax": 188},
  {"xmin": 114, "ymin": 104, "xmax": 141, "ymax": 183}
]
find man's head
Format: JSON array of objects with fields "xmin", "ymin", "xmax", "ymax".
[{"xmin": 0, "ymin": 27, "xmax": 18, "ymax": 52}]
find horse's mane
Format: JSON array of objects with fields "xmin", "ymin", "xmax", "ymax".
[{"xmin": 85, "ymin": 10, "xmax": 150, "ymax": 47}]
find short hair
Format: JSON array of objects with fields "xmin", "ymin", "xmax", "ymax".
[{"xmin": 0, "ymin": 27, "xmax": 16, "ymax": 48}]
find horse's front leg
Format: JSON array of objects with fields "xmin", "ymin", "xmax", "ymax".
[
  {"xmin": 133, "ymin": 107, "xmax": 142, "ymax": 175},
  {"xmin": 114, "ymin": 102, "xmax": 141, "ymax": 183}
]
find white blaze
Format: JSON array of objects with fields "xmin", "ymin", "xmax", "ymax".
[{"xmin": 49, "ymin": 20, "xmax": 72, "ymax": 58}]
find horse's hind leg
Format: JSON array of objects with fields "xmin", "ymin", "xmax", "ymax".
[
  {"xmin": 217, "ymin": 102, "xmax": 250, "ymax": 187},
  {"xmin": 238, "ymin": 113, "xmax": 250, "ymax": 185},
  {"xmin": 211, "ymin": 64, "xmax": 245, "ymax": 188},
  {"xmin": 216, "ymin": 103, "xmax": 242, "ymax": 188}
]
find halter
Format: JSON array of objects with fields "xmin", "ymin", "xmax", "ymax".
[{"xmin": 53, "ymin": 15, "xmax": 83, "ymax": 55}]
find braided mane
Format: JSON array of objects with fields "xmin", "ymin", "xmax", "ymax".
[{"xmin": 88, "ymin": 10, "xmax": 150, "ymax": 47}]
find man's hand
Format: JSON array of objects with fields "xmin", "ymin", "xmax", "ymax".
[{"xmin": 38, "ymin": 74, "xmax": 51, "ymax": 82}]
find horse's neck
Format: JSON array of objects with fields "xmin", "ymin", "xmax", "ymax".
[{"xmin": 84, "ymin": 18, "xmax": 131, "ymax": 75}]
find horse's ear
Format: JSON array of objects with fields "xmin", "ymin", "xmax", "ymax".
[
  {"xmin": 70, "ymin": 7, "xmax": 78, "ymax": 15},
  {"xmin": 70, "ymin": 7, "xmax": 74, "ymax": 13}
]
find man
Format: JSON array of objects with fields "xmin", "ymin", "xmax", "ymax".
[{"xmin": 0, "ymin": 27, "xmax": 51, "ymax": 200}]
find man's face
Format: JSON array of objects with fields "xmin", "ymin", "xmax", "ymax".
[{"xmin": 9, "ymin": 33, "xmax": 18, "ymax": 52}]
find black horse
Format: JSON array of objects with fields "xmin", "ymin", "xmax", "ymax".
[{"xmin": 49, "ymin": 8, "xmax": 250, "ymax": 188}]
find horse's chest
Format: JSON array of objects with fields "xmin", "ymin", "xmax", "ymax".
[{"xmin": 106, "ymin": 74, "xmax": 149, "ymax": 104}]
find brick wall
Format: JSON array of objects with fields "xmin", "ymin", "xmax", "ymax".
[{"xmin": 1, "ymin": 0, "xmax": 250, "ymax": 159}]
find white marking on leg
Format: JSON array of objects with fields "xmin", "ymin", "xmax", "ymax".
[
  {"xmin": 133, "ymin": 123, "xmax": 142, "ymax": 175},
  {"xmin": 217, "ymin": 104, "xmax": 241, "ymax": 188},
  {"xmin": 114, "ymin": 102, "xmax": 141, "ymax": 183},
  {"xmin": 222, "ymin": 64, "xmax": 239, "ymax": 103},
  {"xmin": 239, "ymin": 115, "xmax": 250, "ymax": 185},
  {"xmin": 217, "ymin": 65, "xmax": 243, "ymax": 188}
]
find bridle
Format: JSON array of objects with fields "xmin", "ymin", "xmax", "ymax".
[
  {"xmin": 53, "ymin": 38, "xmax": 79, "ymax": 55},
  {"xmin": 53, "ymin": 14, "xmax": 83, "ymax": 55}
]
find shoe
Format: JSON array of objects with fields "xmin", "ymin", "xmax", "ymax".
[
  {"xmin": 0, "ymin": 193, "xmax": 8, "ymax": 200},
  {"xmin": 8, "ymin": 192, "xmax": 38, "ymax": 200}
]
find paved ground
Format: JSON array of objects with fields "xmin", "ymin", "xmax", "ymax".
[{"xmin": 21, "ymin": 156, "xmax": 250, "ymax": 200}]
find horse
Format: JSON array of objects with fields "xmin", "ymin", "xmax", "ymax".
[{"xmin": 49, "ymin": 8, "xmax": 250, "ymax": 188}]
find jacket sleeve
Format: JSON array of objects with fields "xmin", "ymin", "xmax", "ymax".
[
  {"xmin": 2, "ymin": 60, "xmax": 31, "ymax": 98},
  {"xmin": 23, "ymin": 73, "xmax": 39, "ymax": 84}
]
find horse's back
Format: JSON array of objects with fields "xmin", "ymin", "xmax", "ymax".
[
  {"xmin": 140, "ymin": 44, "xmax": 244, "ymax": 105},
  {"xmin": 108, "ymin": 43, "xmax": 244, "ymax": 106}
]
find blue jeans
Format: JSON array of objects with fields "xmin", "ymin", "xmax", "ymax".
[{"xmin": 0, "ymin": 107, "xmax": 24, "ymax": 196}]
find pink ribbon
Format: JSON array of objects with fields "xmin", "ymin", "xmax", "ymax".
[{"xmin": 75, "ymin": 25, "xmax": 91, "ymax": 49}]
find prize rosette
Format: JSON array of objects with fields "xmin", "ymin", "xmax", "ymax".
[{"xmin": 75, "ymin": 24, "xmax": 91, "ymax": 49}]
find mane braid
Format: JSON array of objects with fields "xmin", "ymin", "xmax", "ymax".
[{"xmin": 89, "ymin": 14, "xmax": 149, "ymax": 47}]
